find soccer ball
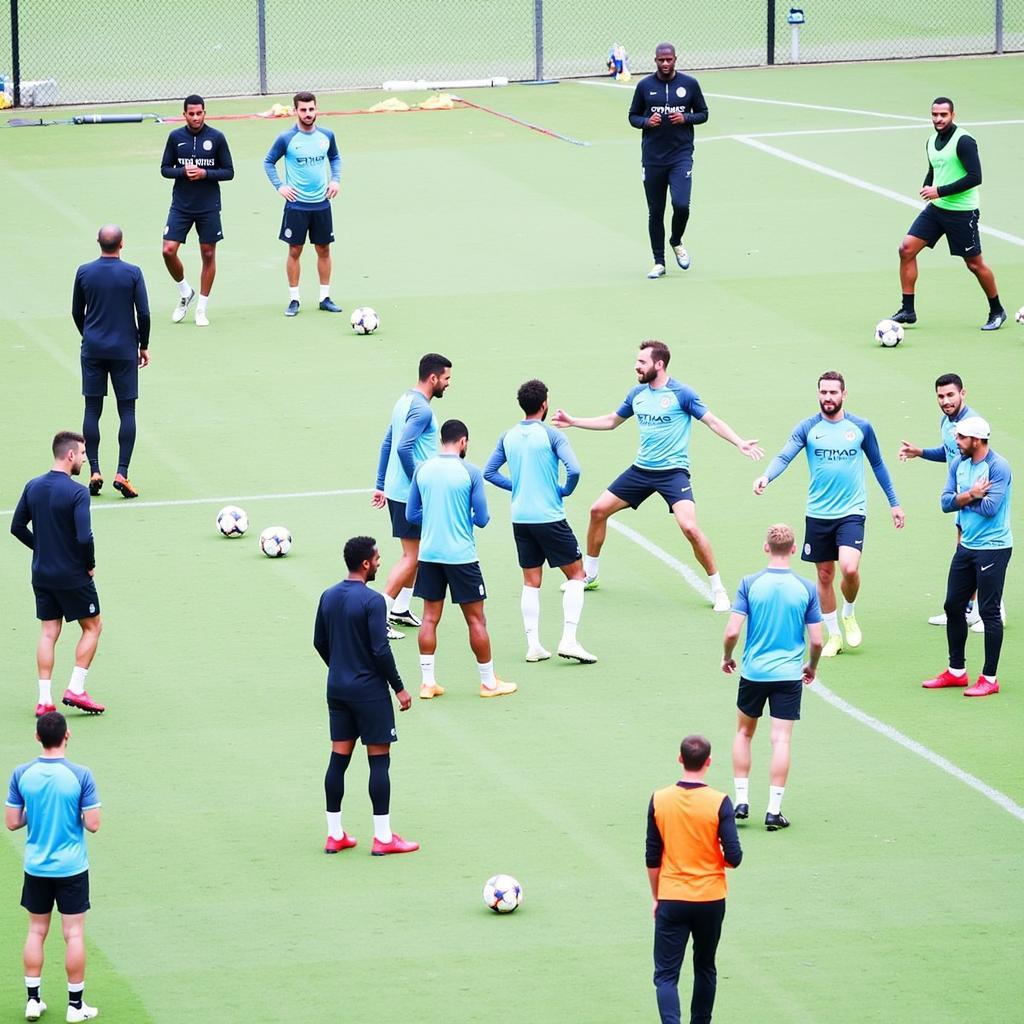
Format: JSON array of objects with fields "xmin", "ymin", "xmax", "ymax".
[
  {"xmin": 350, "ymin": 306, "xmax": 380, "ymax": 334},
  {"xmin": 875, "ymin": 319, "xmax": 904, "ymax": 347},
  {"xmin": 259, "ymin": 526, "xmax": 292, "ymax": 558},
  {"xmin": 483, "ymin": 874, "xmax": 522, "ymax": 914},
  {"xmin": 216, "ymin": 505, "xmax": 248, "ymax": 538},
  {"xmin": 1015, "ymin": 306, "xmax": 1024, "ymax": 324}
]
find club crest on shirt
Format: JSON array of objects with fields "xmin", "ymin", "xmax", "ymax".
[
  {"xmin": 676, "ymin": 87, "xmax": 687, "ymax": 98},
  {"xmin": 203, "ymin": 139, "xmax": 213, "ymax": 151},
  {"xmin": 845, "ymin": 431, "xmax": 856, "ymax": 441},
  {"xmin": 660, "ymin": 397, "xmax": 672, "ymax": 408}
]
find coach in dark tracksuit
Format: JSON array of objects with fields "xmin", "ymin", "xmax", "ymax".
[{"xmin": 628, "ymin": 43, "xmax": 709, "ymax": 279}]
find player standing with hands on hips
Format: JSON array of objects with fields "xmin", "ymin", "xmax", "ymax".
[{"xmin": 628, "ymin": 43, "xmax": 708, "ymax": 280}]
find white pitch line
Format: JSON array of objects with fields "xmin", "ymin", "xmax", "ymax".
[
  {"xmin": 701, "ymin": 118, "xmax": 1024, "ymax": 143},
  {"xmin": 609, "ymin": 519, "xmax": 1024, "ymax": 823},
  {"xmin": 0, "ymin": 487, "xmax": 373, "ymax": 518},
  {"xmin": 735, "ymin": 135, "xmax": 1024, "ymax": 247}
]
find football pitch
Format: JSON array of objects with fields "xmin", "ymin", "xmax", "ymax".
[{"xmin": 1, "ymin": 55, "xmax": 1022, "ymax": 1023}]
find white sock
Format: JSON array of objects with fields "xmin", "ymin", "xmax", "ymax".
[
  {"xmin": 177, "ymin": 278, "xmax": 192, "ymax": 298},
  {"xmin": 373, "ymin": 814, "xmax": 393, "ymax": 844},
  {"xmin": 325, "ymin": 811, "xmax": 343, "ymax": 840},
  {"xmin": 197, "ymin": 294, "xmax": 209, "ymax": 313},
  {"xmin": 842, "ymin": 600, "xmax": 856, "ymax": 618},
  {"xmin": 947, "ymin": 665, "xmax": 967, "ymax": 677},
  {"xmin": 768, "ymin": 785, "xmax": 785, "ymax": 815},
  {"xmin": 393, "ymin": 587, "xmax": 413, "ymax": 615},
  {"xmin": 420, "ymin": 655, "xmax": 435, "ymax": 686},
  {"xmin": 823, "ymin": 611, "xmax": 839, "ymax": 636},
  {"xmin": 25, "ymin": 976, "xmax": 41, "ymax": 992},
  {"xmin": 521, "ymin": 586, "xmax": 541, "ymax": 648},
  {"xmin": 561, "ymin": 579, "xmax": 583, "ymax": 645},
  {"xmin": 583, "ymin": 555, "xmax": 599, "ymax": 579},
  {"xmin": 478, "ymin": 660, "xmax": 496, "ymax": 688},
  {"xmin": 69, "ymin": 666, "xmax": 88, "ymax": 696},
  {"xmin": 708, "ymin": 571, "xmax": 724, "ymax": 593},
  {"xmin": 68, "ymin": 982, "xmax": 84, "ymax": 999},
  {"xmin": 982, "ymin": 673, "xmax": 997, "ymax": 683},
  {"xmin": 289, "ymin": 286, "xmax": 300, "ymax": 302},
  {"xmin": 383, "ymin": 592, "xmax": 396, "ymax": 617},
  {"xmin": 38, "ymin": 679, "xmax": 52, "ymax": 704},
  {"xmin": 734, "ymin": 778, "xmax": 749, "ymax": 805},
  {"xmin": 319, "ymin": 283, "xmax": 331, "ymax": 301}
]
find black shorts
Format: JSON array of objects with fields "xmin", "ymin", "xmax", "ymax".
[
  {"xmin": 737, "ymin": 677, "xmax": 803, "ymax": 721},
  {"xmin": 328, "ymin": 697, "xmax": 397, "ymax": 745},
  {"xmin": 802, "ymin": 515, "xmax": 865, "ymax": 563},
  {"xmin": 81, "ymin": 355, "xmax": 138, "ymax": 400},
  {"xmin": 164, "ymin": 206, "xmax": 224, "ymax": 245},
  {"xmin": 33, "ymin": 582, "xmax": 100, "ymax": 622},
  {"xmin": 387, "ymin": 499, "xmax": 421, "ymax": 541},
  {"xmin": 414, "ymin": 561, "xmax": 486, "ymax": 604},
  {"xmin": 21, "ymin": 870, "xmax": 90, "ymax": 916},
  {"xmin": 907, "ymin": 204, "xmax": 981, "ymax": 259},
  {"xmin": 642, "ymin": 158, "xmax": 694, "ymax": 210},
  {"xmin": 513, "ymin": 520, "xmax": 582, "ymax": 569},
  {"xmin": 608, "ymin": 465, "xmax": 694, "ymax": 511},
  {"xmin": 279, "ymin": 205, "xmax": 334, "ymax": 246}
]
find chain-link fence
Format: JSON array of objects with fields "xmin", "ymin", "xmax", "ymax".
[{"xmin": 2, "ymin": 0, "xmax": 1021, "ymax": 107}]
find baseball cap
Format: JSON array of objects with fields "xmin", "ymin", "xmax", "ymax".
[{"xmin": 955, "ymin": 416, "xmax": 990, "ymax": 440}]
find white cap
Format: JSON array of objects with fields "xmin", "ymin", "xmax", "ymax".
[{"xmin": 956, "ymin": 416, "xmax": 990, "ymax": 440}]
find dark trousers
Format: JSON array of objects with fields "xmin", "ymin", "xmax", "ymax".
[
  {"xmin": 643, "ymin": 159, "xmax": 693, "ymax": 264},
  {"xmin": 944, "ymin": 545, "xmax": 1011, "ymax": 677},
  {"xmin": 653, "ymin": 898, "xmax": 725, "ymax": 1024}
]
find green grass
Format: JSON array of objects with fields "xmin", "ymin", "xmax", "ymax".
[{"xmin": 1, "ymin": 56, "xmax": 1022, "ymax": 1022}]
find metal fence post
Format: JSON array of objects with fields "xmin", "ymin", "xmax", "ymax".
[
  {"xmin": 767, "ymin": 0, "xmax": 776, "ymax": 65},
  {"xmin": 257, "ymin": 0, "xmax": 268, "ymax": 95},
  {"xmin": 533, "ymin": 0, "xmax": 544, "ymax": 81},
  {"xmin": 995, "ymin": 0, "xmax": 1004, "ymax": 53},
  {"xmin": 10, "ymin": 0, "xmax": 20, "ymax": 107}
]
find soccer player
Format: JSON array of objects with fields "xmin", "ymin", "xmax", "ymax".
[
  {"xmin": 371, "ymin": 353, "xmax": 452, "ymax": 640},
  {"xmin": 406, "ymin": 420, "xmax": 517, "ymax": 699},
  {"xmin": 721, "ymin": 524, "xmax": 822, "ymax": 831},
  {"xmin": 647, "ymin": 734, "xmax": 741, "ymax": 1024},
  {"xmin": 6, "ymin": 711, "xmax": 102, "ymax": 1022},
  {"xmin": 263, "ymin": 91, "xmax": 343, "ymax": 317},
  {"xmin": 551, "ymin": 341, "xmax": 763, "ymax": 612},
  {"xmin": 72, "ymin": 224, "xmax": 150, "ymax": 499},
  {"xmin": 484, "ymin": 379, "xmax": 595, "ymax": 664},
  {"xmin": 11, "ymin": 432, "xmax": 106, "ymax": 717},
  {"xmin": 754, "ymin": 371, "xmax": 904, "ymax": 657},
  {"xmin": 314, "ymin": 536, "xmax": 417, "ymax": 855},
  {"xmin": 898, "ymin": 373, "xmax": 995, "ymax": 630},
  {"xmin": 922, "ymin": 417, "xmax": 1013, "ymax": 697},
  {"xmin": 160, "ymin": 93, "xmax": 234, "ymax": 327},
  {"xmin": 891, "ymin": 97, "xmax": 1006, "ymax": 331},
  {"xmin": 627, "ymin": 43, "xmax": 708, "ymax": 279}
]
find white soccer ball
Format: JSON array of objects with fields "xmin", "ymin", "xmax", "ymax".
[
  {"xmin": 259, "ymin": 526, "xmax": 292, "ymax": 558},
  {"xmin": 216, "ymin": 505, "xmax": 248, "ymax": 538},
  {"xmin": 875, "ymin": 319, "xmax": 904, "ymax": 348},
  {"xmin": 350, "ymin": 306, "xmax": 380, "ymax": 335},
  {"xmin": 1015, "ymin": 306, "xmax": 1024, "ymax": 324},
  {"xmin": 483, "ymin": 874, "xmax": 522, "ymax": 914}
]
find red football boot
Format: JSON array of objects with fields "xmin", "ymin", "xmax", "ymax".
[
  {"xmin": 62, "ymin": 690, "xmax": 106, "ymax": 714},
  {"xmin": 34, "ymin": 703, "xmax": 57, "ymax": 718},
  {"xmin": 964, "ymin": 676, "xmax": 999, "ymax": 697},
  {"xmin": 324, "ymin": 834, "xmax": 358, "ymax": 854},
  {"xmin": 371, "ymin": 834, "xmax": 420, "ymax": 856},
  {"xmin": 921, "ymin": 669, "xmax": 968, "ymax": 689}
]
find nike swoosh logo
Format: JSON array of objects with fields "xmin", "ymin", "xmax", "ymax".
[
  {"xmin": 854, "ymin": 540, "xmax": 863, "ymax": 545},
  {"xmin": 178, "ymin": 142, "xmax": 188, "ymax": 146},
  {"xmin": 981, "ymin": 563, "xmax": 994, "ymax": 571}
]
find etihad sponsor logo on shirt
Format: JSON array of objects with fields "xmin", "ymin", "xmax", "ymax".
[
  {"xmin": 650, "ymin": 105, "xmax": 686, "ymax": 116},
  {"xmin": 638, "ymin": 413, "xmax": 672, "ymax": 425},
  {"xmin": 295, "ymin": 154, "xmax": 326, "ymax": 165},
  {"xmin": 813, "ymin": 447, "xmax": 859, "ymax": 460},
  {"xmin": 177, "ymin": 157, "xmax": 217, "ymax": 167}
]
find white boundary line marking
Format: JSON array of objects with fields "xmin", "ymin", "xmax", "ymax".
[
  {"xmin": 609, "ymin": 519, "xmax": 1024, "ymax": 822},
  {"xmin": 735, "ymin": 136, "xmax": 1024, "ymax": 247},
  {"xmin": 699, "ymin": 118, "xmax": 1024, "ymax": 143}
]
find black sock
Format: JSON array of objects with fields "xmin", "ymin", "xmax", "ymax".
[
  {"xmin": 988, "ymin": 294, "xmax": 1002, "ymax": 315},
  {"xmin": 68, "ymin": 985, "xmax": 84, "ymax": 1009},
  {"xmin": 324, "ymin": 751, "xmax": 351, "ymax": 812},
  {"xmin": 83, "ymin": 395, "xmax": 104, "ymax": 474},
  {"xmin": 902, "ymin": 293, "xmax": 915, "ymax": 313},
  {"xmin": 116, "ymin": 398, "xmax": 137, "ymax": 477},
  {"xmin": 26, "ymin": 984, "xmax": 40, "ymax": 1001},
  {"xmin": 368, "ymin": 753, "xmax": 391, "ymax": 816}
]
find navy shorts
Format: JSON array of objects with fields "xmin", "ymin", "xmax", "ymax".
[
  {"xmin": 21, "ymin": 870, "xmax": 90, "ymax": 916},
  {"xmin": 642, "ymin": 158, "xmax": 694, "ymax": 210},
  {"xmin": 414, "ymin": 561, "xmax": 486, "ymax": 604},
  {"xmin": 164, "ymin": 206, "xmax": 224, "ymax": 245},
  {"xmin": 387, "ymin": 499, "xmax": 421, "ymax": 541},
  {"xmin": 608, "ymin": 464, "xmax": 694, "ymax": 511},
  {"xmin": 279, "ymin": 205, "xmax": 334, "ymax": 246},
  {"xmin": 33, "ymin": 582, "xmax": 100, "ymax": 622},
  {"xmin": 907, "ymin": 204, "xmax": 981, "ymax": 259},
  {"xmin": 802, "ymin": 515, "xmax": 865, "ymax": 563},
  {"xmin": 328, "ymin": 697, "xmax": 397, "ymax": 746},
  {"xmin": 81, "ymin": 356, "xmax": 138, "ymax": 400},
  {"xmin": 513, "ymin": 520, "xmax": 582, "ymax": 569},
  {"xmin": 737, "ymin": 677, "xmax": 803, "ymax": 721}
]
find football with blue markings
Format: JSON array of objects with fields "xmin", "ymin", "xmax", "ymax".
[
  {"xmin": 259, "ymin": 526, "xmax": 292, "ymax": 558},
  {"xmin": 216, "ymin": 505, "xmax": 248, "ymax": 538},
  {"xmin": 483, "ymin": 874, "xmax": 522, "ymax": 914},
  {"xmin": 350, "ymin": 306, "xmax": 380, "ymax": 335},
  {"xmin": 874, "ymin": 319, "xmax": 904, "ymax": 347}
]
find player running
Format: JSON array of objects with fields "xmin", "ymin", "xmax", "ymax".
[
  {"xmin": 263, "ymin": 91, "xmax": 343, "ymax": 317},
  {"xmin": 483, "ymin": 379, "xmax": 595, "ymax": 665},
  {"xmin": 754, "ymin": 371, "xmax": 904, "ymax": 657},
  {"xmin": 407, "ymin": 420, "xmax": 517, "ymax": 699},
  {"xmin": 160, "ymin": 94, "xmax": 234, "ymax": 327},
  {"xmin": 372, "ymin": 353, "xmax": 452, "ymax": 641},
  {"xmin": 721, "ymin": 524, "xmax": 822, "ymax": 831},
  {"xmin": 891, "ymin": 97, "xmax": 1007, "ymax": 331},
  {"xmin": 552, "ymin": 341, "xmax": 763, "ymax": 612}
]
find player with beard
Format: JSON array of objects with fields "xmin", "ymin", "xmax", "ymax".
[
  {"xmin": 754, "ymin": 372, "xmax": 904, "ymax": 657},
  {"xmin": 552, "ymin": 341, "xmax": 763, "ymax": 612}
]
